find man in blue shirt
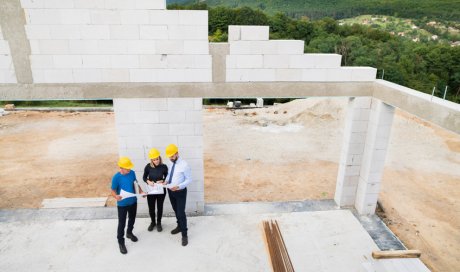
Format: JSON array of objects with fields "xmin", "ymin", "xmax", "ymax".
[
  {"xmin": 165, "ymin": 144, "xmax": 192, "ymax": 246},
  {"xmin": 111, "ymin": 156, "xmax": 144, "ymax": 254}
]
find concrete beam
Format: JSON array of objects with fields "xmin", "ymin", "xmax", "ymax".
[
  {"xmin": 0, "ymin": 0, "xmax": 33, "ymax": 83},
  {"xmin": 373, "ymin": 80, "xmax": 460, "ymax": 134},
  {"xmin": 0, "ymin": 81, "xmax": 374, "ymax": 99}
]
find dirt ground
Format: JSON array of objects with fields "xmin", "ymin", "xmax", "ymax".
[
  {"xmin": 0, "ymin": 111, "xmax": 118, "ymax": 208},
  {"xmin": 0, "ymin": 99, "xmax": 458, "ymax": 271}
]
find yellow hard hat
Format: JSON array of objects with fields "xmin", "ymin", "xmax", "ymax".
[
  {"xmin": 165, "ymin": 144, "xmax": 179, "ymax": 158},
  {"xmin": 118, "ymin": 156, "xmax": 134, "ymax": 169},
  {"xmin": 148, "ymin": 148, "xmax": 160, "ymax": 159}
]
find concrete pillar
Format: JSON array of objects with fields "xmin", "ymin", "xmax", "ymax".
[
  {"xmin": 334, "ymin": 97, "xmax": 394, "ymax": 215},
  {"xmin": 113, "ymin": 98, "xmax": 204, "ymax": 215},
  {"xmin": 355, "ymin": 99, "xmax": 394, "ymax": 214},
  {"xmin": 210, "ymin": 42, "xmax": 229, "ymax": 82}
]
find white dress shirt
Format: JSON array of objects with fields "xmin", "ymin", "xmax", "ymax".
[{"xmin": 166, "ymin": 157, "xmax": 192, "ymax": 190}]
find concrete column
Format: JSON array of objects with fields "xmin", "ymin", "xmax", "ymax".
[
  {"xmin": 113, "ymin": 98, "xmax": 204, "ymax": 215},
  {"xmin": 334, "ymin": 97, "xmax": 394, "ymax": 215},
  {"xmin": 334, "ymin": 97, "xmax": 372, "ymax": 207},
  {"xmin": 0, "ymin": 0, "xmax": 33, "ymax": 83},
  {"xmin": 355, "ymin": 99, "xmax": 394, "ymax": 214},
  {"xmin": 210, "ymin": 42, "xmax": 229, "ymax": 82}
]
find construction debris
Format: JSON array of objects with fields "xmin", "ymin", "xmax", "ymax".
[
  {"xmin": 4, "ymin": 104, "xmax": 15, "ymax": 110},
  {"xmin": 262, "ymin": 220, "xmax": 294, "ymax": 272},
  {"xmin": 372, "ymin": 250, "xmax": 422, "ymax": 259}
]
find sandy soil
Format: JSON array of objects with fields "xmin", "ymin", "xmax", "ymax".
[
  {"xmin": 0, "ymin": 99, "xmax": 458, "ymax": 271},
  {"xmin": 0, "ymin": 111, "xmax": 118, "ymax": 208}
]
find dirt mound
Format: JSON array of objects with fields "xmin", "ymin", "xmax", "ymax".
[{"xmin": 236, "ymin": 98, "xmax": 348, "ymax": 127}]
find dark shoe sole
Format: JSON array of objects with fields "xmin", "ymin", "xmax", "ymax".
[
  {"xmin": 157, "ymin": 225, "xmax": 163, "ymax": 232},
  {"xmin": 171, "ymin": 227, "xmax": 181, "ymax": 235},
  {"xmin": 182, "ymin": 237, "xmax": 188, "ymax": 246},
  {"xmin": 148, "ymin": 224, "xmax": 155, "ymax": 232}
]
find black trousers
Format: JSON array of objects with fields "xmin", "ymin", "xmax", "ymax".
[
  {"xmin": 147, "ymin": 190, "xmax": 166, "ymax": 224},
  {"xmin": 168, "ymin": 188, "xmax": 188, "ymax": 237},
  {"xmin": 117, "ymin": 203, "xmax": 137, "ymax": 244}
]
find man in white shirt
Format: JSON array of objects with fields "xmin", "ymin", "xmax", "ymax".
[{"xmin": 165, "ymin": 144, "xmax": 192, "ymax": 246}]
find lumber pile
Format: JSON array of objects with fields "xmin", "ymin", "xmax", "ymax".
[{"xmin": 262, "ymin": 220, "xmax": 294, "ymax": 272}]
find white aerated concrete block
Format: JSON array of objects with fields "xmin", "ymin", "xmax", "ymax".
[
  {"xmin": 111, "ymin": 55, "xmax": 139, "ymax": 69},
  {"xmin": 102, "ymin": 69, "xmax": 130, "ymax": 82},
  {"xmin": 159, "ymin": 111, "xmax": 186, "ymax": 123},
  {"xmin": 20, "ymin": 0, "xmax": 45, "ymax": 9},
  {"xmin": 110, "ymin": 25, "xmax": 140, "ymax": 40},
  {"xmin": 155, "ymin": 40, "xmax": 184, "ymax": 54},
  {"xmin": 229, "ymin": 41, "xmax": 277, "ymax": 55},
  {"xmin": 275, "ymin": 69, "xmax": 302, "ymax": 81},
  {"xmin": 90, "ymin": 10, "xmax": 121, "ymax": 24},
  {"xmin": 104, "ymin": 0, "xmax": 131, "ymax": 9},
  {"xmin": 178, "ymin": 10, "xmax": 208, "ymax": 25},
  {"xmin": 73, "ymin": 69, "xmax": 102, "ymax": 82},
  {"xmin": 81, "ymin": 55, "xmax": 110, "ymax": 69},
  {"xmin": 120, "ymin": 10, "xmax": 149, "ymax": 24},
  {"xmin": 80, "ymin": 26, "xmax": 110, "ymax": 40},
  {"xmin": 130, "ymin": 69, "xmax": 156, "ymax": 82},
  {"xmin": 38, "ymin": 40, "xmax": 69, "ymax": 54},
  {"xmin": 44, "ymin": 69, "xmax": 74, "ymax": 83},
  {"xmin": 168, "ymin": 98, "xmax": 195, "ymax": 111},
  {"xmin": 168, "ymin": 25, "xmax": 208, "ymax": 40},
  {"xmin": 326, "ymin": 68, "xmax": 353, "ymax": 81},
  {"xmin": 178, "ymin": 136, "xmax": 203, "ymax": 148},
  {"xmin": 60, "ymin": 9, "xmax": 91, "ymax": 24},
  {"xmin": 44, "ymin": 0, "xmax": 74, "ymax": 9},
  {"xmin": 25, "ymin": 25, "xmax": 51, "ymax": 39},
  {"xmin": 140, "ymin": 98, "xmax": 168, "ymax": 111},
  {"xmin": 140, "ymin": 26, "xmax": 168, "ymax": 40},
  {"xmin": 97, "ymin": 40, "xmax": 127, "ymax": 54},
  {"xmin": 183, "ymin": 41, "xmax": 209, "ymax": 54},
  {"xmin": 302, "ymin": 69, "xmax": 326, "ymax": 81},
  {"xmin": 113, "ymin": 99, "xmax": 141, "ymax": 112},
  {"xmin": 240, "ymin": 26, "xmax": 269, "ymax": 41},
  {"xmin": 74, "ymin": 0, "xmax": 105, "ymax": 9},
  {"xmin": 30, "ymin": 55, "xmax": 54, "ymax": 68},
  {"xmin": 170, "ymin": 124, "xmax": 195, "ymax": 136},
  {"xmin": 69, "ymin": 40, "xmax": 98, "ymax": 54},
  {"xmin": 275, "ymin": 40, "xmax": 304, "ymax": 55},
  {"xmin": 149, "ymin": 10, "xmax": 179, "ymax": 25},
  {"xmin": 0, "ymin": 69, "xmax": 17, "ymax": 83},
  {"xmin": 53, "ymin": 55, "xmax": 82, "ymax": 69},
  {"xmin": 0, "ymin": 41, "xmax": 11, "ymax": 55},
  {"xmin": 228, "ymin": 26, "xmax": 240, "ymax": 42},
  {"xmin": 263, "ymin": 55, "xmax": 289, "ymax": 68},
  {"xmin": 140, "ymin": 124, "xmax": 169, "ymax": 136},
  {"xmin": 350, "ymin": 67, "xmax": 377, "ymax": 81},
  {"xmin": 126, "ymin": 40, "xmax": 156, "ymax": 54},
  {"xmin": 25, "ymin": 9, "xmax": 61, "ymax": 24},
  {"xmin": 228, "ymin": 55, "xmax": 263, "ymax": 69},
  {"xmin": 289, "ymin": 54, "xmax": 341, "ymax": 68},
  {"xmin": 134, "ymin": 0, "xmax": 166, "ymax": 9},
  {"xmin": 139, "ymin": 55, "xmax": 167, "ymax": 69},
  {"xmin": 183, "ymin": 69, "xmax": 212, "ymax": 82}
]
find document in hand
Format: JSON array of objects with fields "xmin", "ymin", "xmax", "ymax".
[
  {"xmin": 146, "ymin": 184, "xmax": 164, "ymax": 195},
  {"xmin": 120, "ymin": 189, "xmax": 143, "ymax": 199}
]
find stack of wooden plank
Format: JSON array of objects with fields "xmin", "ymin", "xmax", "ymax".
[{"xmin": 262, "ymin": 220, "xmax": 294, "ymax": 272}]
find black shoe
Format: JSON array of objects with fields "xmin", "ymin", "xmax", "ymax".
[
  {"xmin": 119, "ymin": 243, "xmax": 127, "ymax": 254},
  {"xmin": 126, "ymin": 233, "xmax": 138, "ymax": 242},
  {"xmin": 157, "ymin": 224, "xmax": 163, "ymax": 232},
  {"xmin": 171, "ymin": 226, "xmax": 181, "ymax": 235},
  {"xmin": 182, "ymin": 236, "xmax": 188, "ymax": 246},
  {"xmin": 148, "ymin": 222, "xmax": 156, "ymax": 232}
]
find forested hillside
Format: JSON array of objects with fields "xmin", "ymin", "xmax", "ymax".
[
  {"xmin": 167, "ymin": 0, "xmax": 460, "ymax": 22},
  {"xmin": 168, "ymin": 3, "xmax": 460, "ymax": 103}
]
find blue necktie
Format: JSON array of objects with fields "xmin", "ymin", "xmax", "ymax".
[{"xmin": 168, "ymin": 162, "xmax": 176, "ymax": 184}]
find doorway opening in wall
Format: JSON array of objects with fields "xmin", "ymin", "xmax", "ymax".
[
  {"xmin": 202, "ymin": 97, "xmax": 349, "ymax": 203},
  {"xmin": 0, "ymin": 99, "xmax": 117, "ymax": 209}
]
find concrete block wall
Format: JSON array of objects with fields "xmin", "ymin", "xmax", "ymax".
[
  {"xmin": 226, "ymin": 25, "xmax": 376, "ymax": 82},
  {"xmin": 113, "ymin": 98, "xmax": 204, "ymax": 214},
  {"xmin": 21, "ymin": 0, "xmax": 212, "ymax": 83},
  {"xmin": 355, "ymin": 99, "xmax": 394, "ymax": 215},
  {"xmin": 334, "ymin": 97, "xmax": 395, "ymax": 215},
  {"xmin": 0, "ymin": 26, "xmax": 17, "ymax": 83}
]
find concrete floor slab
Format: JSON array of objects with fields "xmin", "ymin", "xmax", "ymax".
[{"xmin": 0, "ymin": 209, "xmax": 399, "ymax": 272}]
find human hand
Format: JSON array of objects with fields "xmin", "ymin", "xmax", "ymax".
[
  {"xmin": 147, "ymin": 180, "xmax": 154, "ymax": 186},
  {"xmin": 115, "ymin": 195, "xmax": 122, "ymax": 201},
  {"xmin": 171, "ymin": 186, "xmax": 179, "ymax": 191}
]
